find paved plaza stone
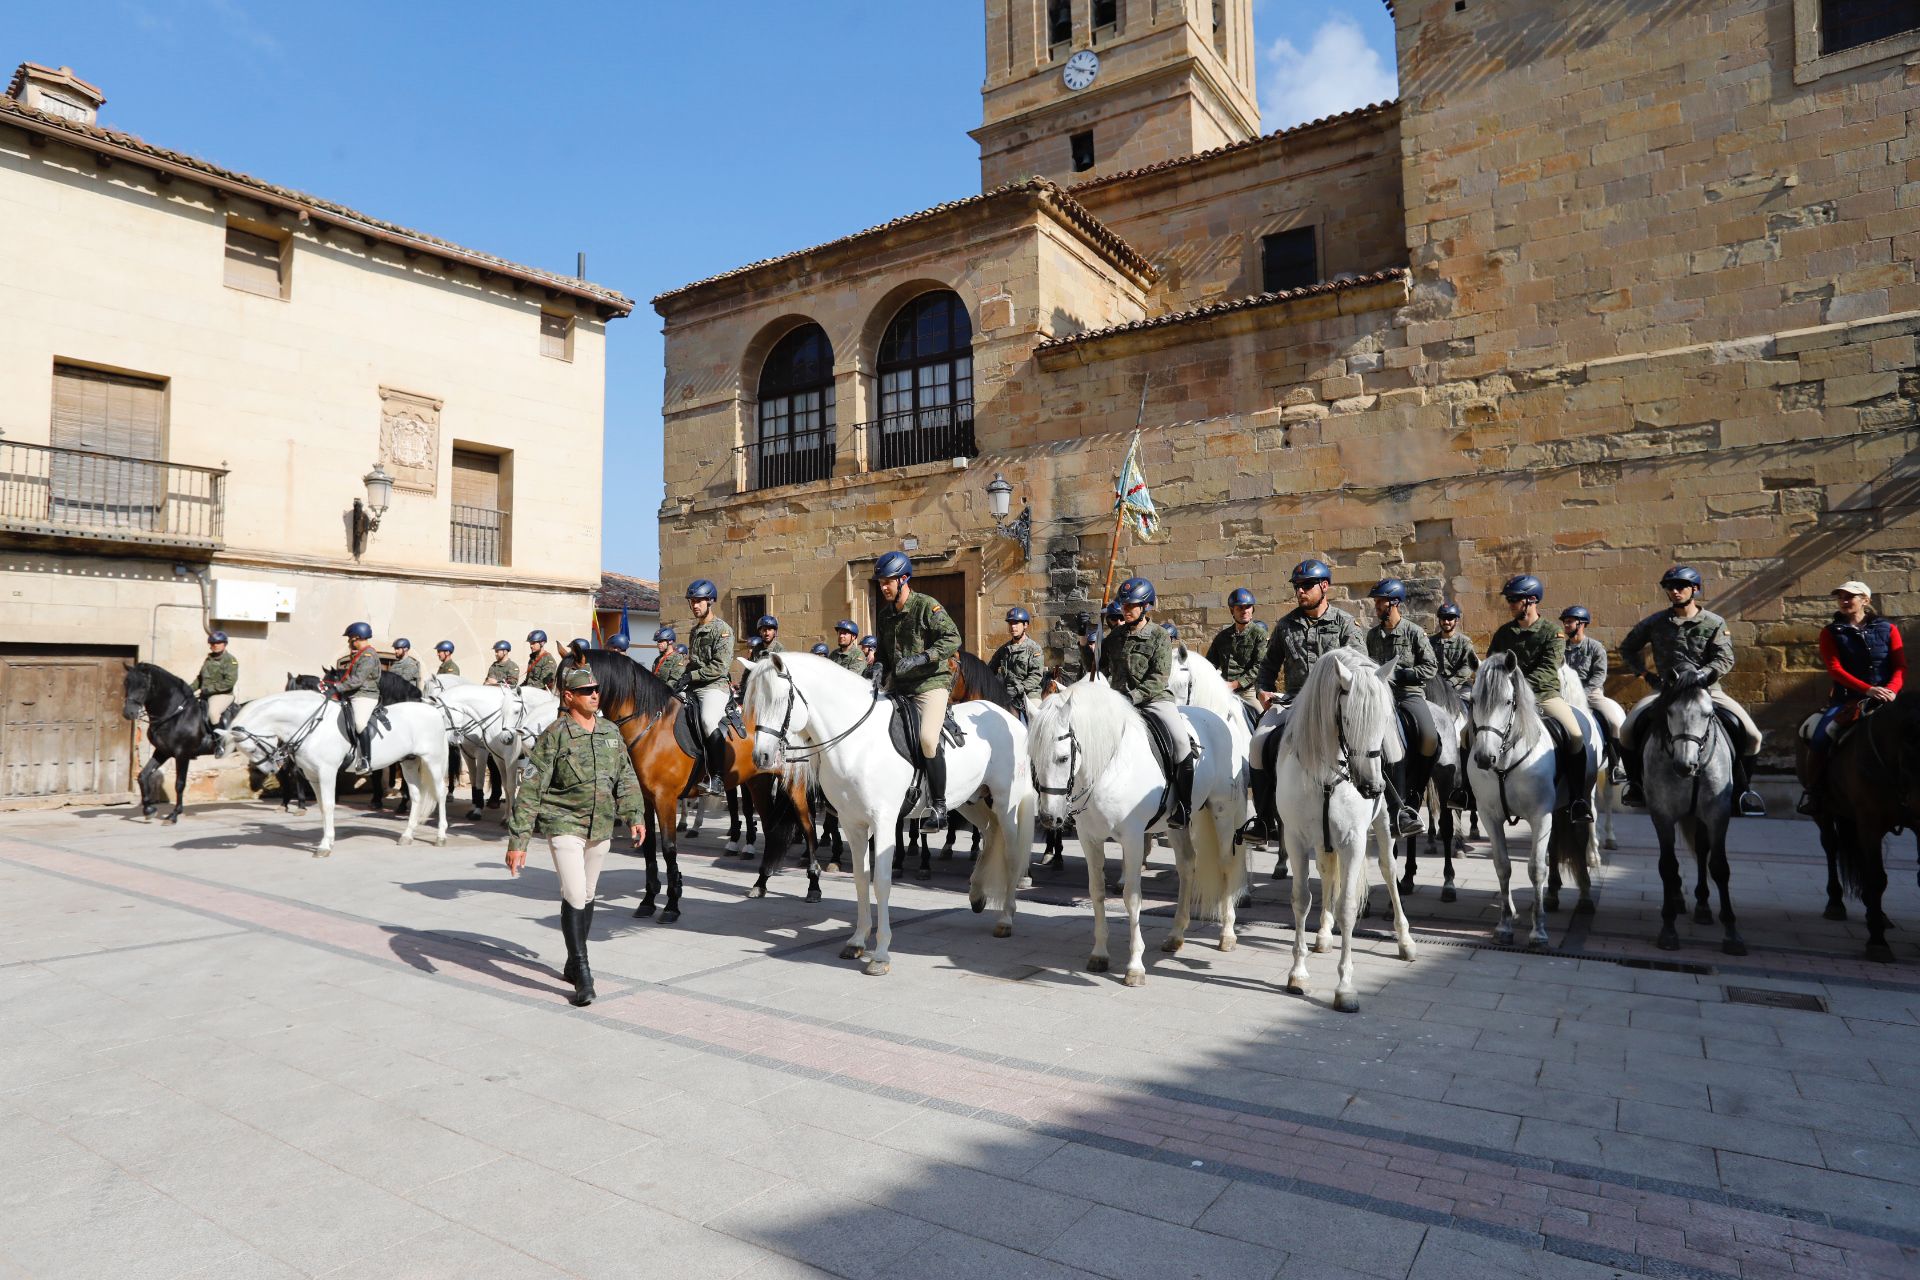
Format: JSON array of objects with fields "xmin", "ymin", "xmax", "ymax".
[{"xmin": 1, "ymin": 799, "xmax": 1918, "ymax": 1279}]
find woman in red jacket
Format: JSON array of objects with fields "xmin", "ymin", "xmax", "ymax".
[{"xmin": 1798, "ymin": 580, "xmax": 1904, "ymax": 814}]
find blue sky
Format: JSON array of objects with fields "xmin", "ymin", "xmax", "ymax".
[{"xmin": 13, "ymin": 1, "xmax": 1397, "ymax": 581}]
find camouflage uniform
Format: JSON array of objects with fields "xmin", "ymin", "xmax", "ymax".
[
  {"xmin": 685, "ymin": 616, "xmax": 735, "ymax": 747},
  {"xmin": 879, "ymin": 590, "xmax": 960, "ymax": 759},
  {"xmin": 436, "ymin": 658, "xmax": 460, "ymax": 677},
  {"xmin": 829, "ymin": 644, "xmax": 867, "ymax": 675},
  {"xmin": 989, "ymin": 634, "xmax": 1044, "ymax": 715},
  {"xmin": 749, "ymin": 637, "xmax": 785, "ymax": 660},
  {"xmin": 340, "ymin": 646, "xmax": 384, "ymax": 766},
  {"xmin": 1565, "ymin": 633, "xmax": 1626, "ymax": 747},
  {"xmin": 1619, "ymin": 608, "xmax": 1759, "ymax": 754},
  {"xmin": 1433, "ymin": 632, "xmax": 1479, "ymax": 695},
  {"xmin": 652, "ymin": 648, "xmax": 688, "ymax": 687},
  {"xmin": 1099, "ymin": 619, "xmax": 1191, "ymax": 763},
  {"xmin": 389, "ymin": 654, "xmax": 421, "ymax": 688},
  {"xmin": 485, "ymin": 657, "xmax": 521, "ymax": 686},
  {"xmin": 193, "ymin": 649, "xmax": 239, "ymax": 723},
  {"xmin": 1366, "ymin": 617, "xmax": 1438, "ymax": 688},
  {"xmin": 523, "ymin": 650, "xmax": 559, "ymax": 693},
  {"xmin": 1206, "ymin": 620, "xmax": 1269, "ymax": 706},
  {"xmin": 1256, "ymin": 606, "xmax": 1366, "ymax": 699}
]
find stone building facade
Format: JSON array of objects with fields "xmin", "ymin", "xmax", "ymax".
[
  {"xmin": 0, "ymin": 63, "xmax": 630, "ymax": 803},
  {"xmin": 655, "ymin": 0, "xmax": 1920, "ymax": 767}
]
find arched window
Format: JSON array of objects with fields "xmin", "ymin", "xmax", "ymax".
[
  {"xmin": 753, "ymin": 323, "xmax": 835, "ymax": 489},
  {"xmin": 875, "ymin": 292, "xmax": 974, "ymax": 469}
]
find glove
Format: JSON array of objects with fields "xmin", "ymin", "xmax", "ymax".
[
  {"xmin": 1394, "ymin": 668, "xmax": 1423, "ymax": 688},
  {"xmin": 1643, "ymin": 671, "xmax": 1664, "ymax": 691},
  {"xmin": 895, "ymin": 652, "xmax": 931, "ymax": 676}
]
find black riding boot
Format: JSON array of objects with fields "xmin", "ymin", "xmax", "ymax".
[
  {"xmin": 703, "ymin": 731, "xmax": 728, "ymax": 797},
  {"xmin": 559, "ymin": 902, "xmax": 580, "ymax": 987},
  {"xmin": 351, "ymin": 725, "xmax": 375, "ymax": 775},
  {"xmin": 1797, "ymin": 748, "xmax": 1826, "ymax": 817},
  {"xmin": 567, "ymin": 900, "xmax": 595, "ymax": 1007},
  {"xmin": 1560, "ymin": 737, "xmax": 1593, "ymax": 822},
  {"xmin": 1735, "ymin": 755, "xmax": 1767, "ymax": 818},
  {"xmin": 1388, "ymin": 758, "xmax": 1421, "ymax": 837},
  {"xmin": 919, "ymin": 752, "xmax": 949, "ymax": 832},
  {"xmin": 1620, "ymin": 731, "xmax": 1646, "ymax": 807},
  {"xmin": 1167, "ymin": 755, "xmax": 1194, "ymax": 830}
]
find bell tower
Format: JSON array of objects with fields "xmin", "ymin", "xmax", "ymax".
[{"xmin": 973, "ymin": 0, "xmax": 1259, "ymax": 189}]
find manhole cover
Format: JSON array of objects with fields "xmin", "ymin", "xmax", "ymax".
[{"xmin": 1725, "ymin": 986, "xmax": 1826, "ymax": 1013}]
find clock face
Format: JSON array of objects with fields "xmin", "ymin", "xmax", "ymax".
[{"xmin": 1063, "ymin": 50, "xmax": 1100, "ymax": 91}]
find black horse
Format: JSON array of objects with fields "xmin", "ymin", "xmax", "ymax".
[
  {"xmin": 1801, "ymin": 689, "xmax": 1920, "ymax": 962},
  {"xmin": 121, "ymin": 662, "xmax": 227, "ymax": 824}
]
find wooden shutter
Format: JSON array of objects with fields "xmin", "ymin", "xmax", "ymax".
[
  {"xmin": 224, "ymin": 227, "xmax": 284, "ymax": 297},
  {"xmin": 540, "ymin": 312, "xmax": 572, "ymax": 360},
  {"xmin": 450, "ymin": 449, "xmax": 500, "ymax": 510},
  {"xmin": 51, "ymin": 365, "xmax": 164, "ymax": 459}
]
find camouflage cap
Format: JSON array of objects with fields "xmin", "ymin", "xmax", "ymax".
[{"xmin": 562, "ymin": 667, "xmax": 600, "ymax": 691}]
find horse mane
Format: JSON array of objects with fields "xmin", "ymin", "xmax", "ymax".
[
  {"xmin": 1175, "ymin": 650, "xmax": 1243, "ymax": 735},
  {"xmin": 1282, "ymin": 649, "xmax": 1391, "ymax": 780},
  {"xmin": 379, "ymin": 672, "xmax": 422, "ymax": 704},
  {"xmin": 583, "ymin": 648, "xmax": 674, "ymax": 720},
  {"xmin": 955, "ymin": 650, "xmax": 1019, "ymax": 715},
  {"xmin": 1056, "ymin": 679, "xmax": 1140, "ymax": 787},
  {"xmin": 1472, "ymin": 651, "xmax": 1545, "ymax": 758},
  {"xmin": 130, "ymin": 661, "xmax": 193, "ymax": 702}
]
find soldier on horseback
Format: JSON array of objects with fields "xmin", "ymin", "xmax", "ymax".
[
  {"xmin": 875, "ymin": 551, "xmax": 961, "ymax": 832},
  {"xmin": 1206, "ymin": 587, "xmax": 1267, "ymax": 710},
  {"xmin": 1366, "ymin": 579, "xmax": 1439, "ymax": 838},
  {"xmin": 1487, "ymin": 575, "xmax": 1592, "ymax": 822},
  {"xmin": 192, "ymin": 631, "xmax": 238, "ymax": 726},
  {"xmin": 750, "ymin": 615, "xmax": 783, "ymax": 659},
  {"xmin": 608, "ymin": 632, "xmax": 632, "ymax": 654},
  {"xmin": 651, "ymin": 627, "xmax": 687, "ymax": 686},
  {"xmin": 389, "ymin": 638, "xmax": 421, "ymax": 690},
  {"xmin": 340, "ymin": 621, "xmax": 383, "ymax": 773},
  {"xmin": 829, "ymin": 620, "xmax": 866, "ymax": 674},
  {"xmin": 1618, "ymin": 566, "xmax": 1765, "ymax": 817},
  {"xmin": 1797, "ymin": 580, "xmax": 1905, "ymax": 816},
  {"xmin": 434, "ymin": 641, "xmax": 459, "ymax": 676},
  {"xmin": 859, "ymin": 634, "xmax": 879, "ymax": 680},
  {"xmin": 1101, "ymin": 577, "xmax": 1196, "ymax": 830},
  {"xmin": 1559, "ymin": 605, "xmax": 1626, "ymax": 783},
  {"xmin": 484, "ymin": 641, "xmax": 519, "ymax": 687},
  {"xmin": 1255, "ymin": 559, "xmax": 1365, "ymax": 709},
  {"xmin": 990, "ymin": 606, "xmax": 1044, "ymax": 718},
  {"xmin": 522, "ymin": 630, "xmax": 559, "ymax": 693},
  {"xmin": 684, "ymin": 579, "xmax": 735, "ymax": 797},
  {"xmin": 1432, "ymin": 603, "xmax": 1477, "ymax": 704}
]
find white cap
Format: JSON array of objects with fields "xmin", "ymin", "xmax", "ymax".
[{"xmin": 1834, "ymin": 580, "xmax": 1871, "ymax": 598}]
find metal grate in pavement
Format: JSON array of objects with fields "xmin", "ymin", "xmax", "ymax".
[{"xmin": 1725, "ymin": 985, "xmax": 1827, "ymax": 1012}]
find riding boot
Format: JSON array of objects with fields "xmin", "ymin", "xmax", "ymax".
[
  {"xmin": 1249, "ymin": 768, "xmax": 1276, "ymax": 843},
  {"xmin": 1796, "ymin": 748, "xmax": 1826, "ymax": 817},
  {"xmin": 1620, "ymin": 733, "xmax": 1646, "ymax": 807},
  {"xmin": 1559, "ymin": 738, "xmax": 1593, "ymax": 822},
  {"xmin": 1735, "ymin": 755, "xmax": 1767, "ymax": 818},
  {"xmin": 1388, "ymin": 759, "xmax": 1421, "ymax": 837},
  {"xmin": 1605, "ymin": 735, "xmax": 1628, "ymax": 786},
  {"xmin": 350, "ymin": 725, "xmax": 374, "ymax": 776},
  {"xmin": 703, "ymin": 731, "xmax": 728, "ymax": 797},
  {"xmin": 567, "ymin": 900, "xmax": 595, "ymax": 1007},
  {"xmin": 1167, "ymin": 755, "xmax": 1194, "ymax": 830},
  {"xmin": 558, "ymin": 902, "xmax": 580, "ymax": 987},
  {"xmin": 1400, "ymin": 750, "xmax": 1434, "ymax": 838},
  {"xmin": 919, "ymin": 752, "xmax": 949, "ymax": 833}
]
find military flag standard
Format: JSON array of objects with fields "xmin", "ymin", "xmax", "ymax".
[{"xmin": 1116, "ymin": 430, "xmax": 1159, "ymax": 540}]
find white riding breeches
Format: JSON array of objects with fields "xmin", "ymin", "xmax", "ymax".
[
  {"xmin": 689, "ymin": 684, "xmax": 730, "ymax": 741},
  {"xmin": 1587, "ymin": 693, "xmax": 1625, "ymax": 741},
  {"xmin": 1142, "ymin": 699, "xmax": 1193, "ymax": 763},
  {"xmin": 547, "ymin": 835, "xmax": 608, "ymax": 910},
  {"xmin": 1623, "ymin": 689, "xmax": 1761, "ymax": 756},
  {"xmin": 201, "ymin": 692, "xmax": 234, "ymax": 726},
  {"xmin": 349, "ymin": 693, "xmax": 380, "ymax": 738}
]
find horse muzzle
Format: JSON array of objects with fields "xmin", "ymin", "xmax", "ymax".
[
  {"xmin": 1473, "ymin": 749, "xmax": 1497, "ymax": 771},
  {"xmin": 1038, "ymin": 811, "xmax": 1066, "ymax": 832}
]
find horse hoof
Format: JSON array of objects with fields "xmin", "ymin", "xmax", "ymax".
[
  {"xmin": 1722, "ymin": 937, "xmax": 1749, "ymax": 957},
  {"xmin": 747, "ymin": 885, "xmax": 767, "ymax": 900},
  {"xmin": 660, "ymin": 909, "xmax": 681, "ymax": 924},
  {"xmin": 313, "ymin": 850, "xmax": 331, "ymax": 859},
  {"xmin": 1603, "ymin": 837, "xmax": 1619, "ymax": 851},
  {"xmin": 1312, "ymin": 941, "xmax": 1328, "ymax": 955},
  {"xmin": 1334, "ymin": 992, "xmax": 1360, "ymax": 1013},
  {"xmin": 465, "ymin": 809, "xmax": 482, "ymax": 821},
  {"xmin": 969, "ymin": 897, "xmax": 986, "ymax": 914},
  {"xmin": 1399, "ymin": 941, "xmax": 1417, "ymax": 962},
  {"xmin": 1693, "ymin": 905, "xmax": 1715, "ymax": 926},
  {"xmin": 1286, "ymin": 978, "xmax": 1309, "ymax": 996},
  {"xmin": 1575, "ymin": 898, "xmax": 1596, "ymax": 917},
  {"xmin": 1086, "ymin": 956, "xmax": 1109, "ymax": 973},
  {"xmin": 1657, "ymin": 930, "xmax": 1680, "ymax": 951},
  {"xmin": 805, "ymin": 888, "xmax": 821, "ymax": 903},
  {"xmin": 1865, "ymin": 942, "xmax": 1895, "ymax": 964},
  {"xmin": 1398, "ymin": 877, "xmax": 1415, "ymax": 895},
  {"xmin": 398, "ymin": 835, "xmax": 414, "ymax": 847},
  {"xmin": 863, "ymin": 959, "xmax": 890, "ymax": 977},
  {"xmin": 1160, "ymin": 937, "xmax": 1183, "ymax": 954},
  {"xmin": 1440, "ymin": 886, "xmax": 1457, "ymax": 904},
  {"xmin": 1218, "ymin": 937, "xmax": 1238, "ymax": 953},
  {"xmin": 1528, "ymin": 933, "xmax": 1548, "ymax": 949},
  {"xmin": 1235, "ymin": 891, "xmax": 1253, "ymax": 909},
  {"xmin": 841, "ymin": 944, "xmax": 865, "ymax": 961},
  {"xmin": 1494, "ymin": 929, "xmax": 1515, "ymax": 946},
  {"xmin": 1544, "ymin": 893, "xmax": 1561, "ymax": 913},
  {"xmin": 1123, "ymin": 971, "xmax": 1145, "ymax": 987},
  {"xmin": 635, "ymin": 902, "xmax": 656, "ymax": 919},
  {"xmin": 992, "ymin": 923, "xmax": 1012, "ymax": 939},
  {"xmin": 915, "ymin": 866, "xmax": 932, "ymax": 882},
  {"xmin": 1823, "ymin": 902, "xmax": 1848, "ymax": 922}
]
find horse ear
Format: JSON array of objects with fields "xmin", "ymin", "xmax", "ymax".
[{"xmin": 1375, "ymin": 658, "xmax": 1396, "ymax": 685}]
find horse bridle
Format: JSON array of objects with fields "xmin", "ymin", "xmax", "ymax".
[
  {"xmin": 1469, "ymin": 675, "xmax": 1526, "ymax": 827},
  {"xmin": 226, "ymin": 697, "xmax": 329, "ymax": 771},
  {"xmin": 1310, "ymin": 684, "xmax": 1384, "ymax": 853},
  {"xmin": 753, "ymin": 663, "xmax": 883, "ymax": 761},
  {"xmin": 1035, "ymin": 725, "xmax": 1090, "ymax": 814}
]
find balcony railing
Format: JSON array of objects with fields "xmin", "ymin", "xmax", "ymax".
[
  {"xmin": 0, "ymin": 440, "xmax": 225, "ymax": 547},
  {"xmin": 451, "ymin": 504, "xmax": 508, "ymax": 566},
  {"xmin": 865, "ymin": 400, "xmax": 976, "ymax": 470},
  {"xmin": 738, "ymin": 426, "xmax": 836, "ymax": 492}
]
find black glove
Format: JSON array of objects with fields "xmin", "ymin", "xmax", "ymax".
[
  {"xmin": 1643, "ymin": 670, "xmax": 1664, "ymax": 691},
  {"xmin": 1394, "ymin": 668, "xmax": 1423, "ymax": 688},
  {"xmin": 895, "ymin": 652, "xmax": 931, "ymax": 676},
  {"xmin": 1698, "ymin": 668, "xmax": 1718, "ymax": 687}
]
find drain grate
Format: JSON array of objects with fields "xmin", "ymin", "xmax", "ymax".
[{"xmin": 1725, "ymin": 985, "xmax": 1826, "ymax": 1013}]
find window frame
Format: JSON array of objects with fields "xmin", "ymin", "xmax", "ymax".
[
  {"xmin": 540, "ymin": 310, "xmax": 575, "ymax": 362},
  {"xmin": 1048, "ymin": 0, "xmax": 1073, "ymax": 49},
  {"xmin": 875, "ymin": 292, "xmax": 975, "ymax": 469},
  {"xmin": 1793, "ymin": 0, "xmax": 1920, "ymax": 84},
  {"xmin": 222, "ymin": 221, "xmax": 290, "ymax": 300},
  {"xmin": 1259, "ymin": 226, "xmax": 1320, "ymax": 295},
  {"xmin": 752, "ymin": 323, "xmax": 837, "ymax": 488},
  {"xmin": 1070, "ymin": 129, "xmax": 1096, "ymax": 173},
  {"xmin": 1092, "ymin": 0, "xmax": 1118, "ymax": 33}
]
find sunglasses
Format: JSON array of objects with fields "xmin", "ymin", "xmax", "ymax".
[{"xmin": 570, "ymin": 686, "xmax": 600, "ymax": 696}]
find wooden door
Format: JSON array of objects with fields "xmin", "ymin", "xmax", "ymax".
[
  {"xmin": 870, "ymin": 572, "xmax": 968, "ymax": 651},
  {"xmin": 0, "ymin": 654, "xmax": 134, "ymax": 801}
]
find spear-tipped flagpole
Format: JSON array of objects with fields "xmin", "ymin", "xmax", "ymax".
[{"xmin": 1093, "ymin": 377, "xmax": 1151, "ymax": 679}]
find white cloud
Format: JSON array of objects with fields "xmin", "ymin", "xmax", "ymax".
[{"xmin": 1258, "ymin": 16, "xmax": 1397, "ymax": 131}]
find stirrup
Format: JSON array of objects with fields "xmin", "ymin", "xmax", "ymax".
[
  {"xmin": 1795, "ymin": 791, "xmax": 1819, "ymax": 818},
  {"xmin": 919, "ymin": 803, "xmax": 948, "ymax": 833},
  {"xmin": 1394, "ymin": 807, "xmax": 1422, "ymax": 837},
  {"xmin": 1737, "ymin": 790, "xmax": 1766, "ymax": 818},
  {"xmin": 1607, "ymin": 762, "xmax": 1627, "ymax": 786},
  {"xmin": 1565, "ymin": 798, "xmax": 1593, "ymax": 822}
]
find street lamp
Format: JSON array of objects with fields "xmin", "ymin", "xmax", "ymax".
[
  {"xmin": 985, "ymin": 472, "xmax": 1030, "ymax": 559},
  {"xmin": 351, "ymin": 463, "xmax": 392, "ymax": 557}
]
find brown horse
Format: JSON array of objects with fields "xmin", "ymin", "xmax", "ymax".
[
  {"xmin": 1799, "ymin": 690, "xmax": 1920, "ymax": 962},
  {"xmin": 580, "ymin": 651, "xmax": 820, "ymax": 919}
]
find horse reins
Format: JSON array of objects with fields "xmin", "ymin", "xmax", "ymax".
[
  {"xmin": 227, "ymin": 697, "xmax": 330, "ymax": 772},
  {"xmin": 755, "ymin": 665, "xmax": 885, "ymax": 760},
  {"xmin": 1315, "ymin": 686, "xmax": 1383, "ymax": 854}
]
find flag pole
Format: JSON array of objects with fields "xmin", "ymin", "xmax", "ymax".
[{"xmin": 1093, "ymin": 378, "xmax": 1151, "ymax": 678}]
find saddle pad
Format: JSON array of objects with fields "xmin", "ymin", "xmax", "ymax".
[
  {"xmin": 672, "ymin": 700, "xmax": 702, "ymax": 759},
  {"xmin": 888, "ymin": 698, "xmax": 967, "ymax": 765},
  {"xmin": 1138, "ymin": 708, "xmax": 1176, "ymax": 781}
]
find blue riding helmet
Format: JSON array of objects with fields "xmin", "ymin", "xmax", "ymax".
[
  {"xmin": 1501, "ymin": 574, "xmax": 1544, "ymax": 602},
  {"xmin": 653, "ymin": 626, "xmax": 676, "ymax": 643},
  {"xmin": 207, "ymin": 631, "xmax": 229, "ymax": 645},
  {"xmin": 1290, "ymin": 559, "xmax": 1333, "ymax": 587},
  {"xmin": 873, "ymin": 550, "xmax": 913, "ymax": 581},
  {"xmin": 493, "ymin": 640, "xmax": 512, "ymax": 653},
  {"xmin": 393, "ymin": 638, "xmax": 411, "ymax": 650},
  {"xmin": 1114, "ymin": 577, "xmax": 1156, "ymax": 607},
  {"xmin": 1661, "ymin": 565, "xmax": 1704, "ymax": 591},
  {"xmin": 756, "ymin": 615, "xmax": 778, "ymax": 631},
  {"xmin": 434, "ymin": 641, "xmax": 455, "ymax": 654},
  {"xmin": 675, "ymin": 643, "xmax": 687, "ymax": 655},
  {"xmin": 1368, "ymin": 578, "xmax": 1407, "ymax": 602},
  {"xmin": 1104, "ymin": 602, "xmax": 1125, "ymax": 622},
  {"xmin": 609, "ymin": 634, "xmax": 631, "ymax": 652},
  {"xmin": 859, "ymin": 635, "xmax": 877, "ymax": 650},
  {"xmin": 686, "ymin": 579, "xmax": 718, "ymax": 601},
  {"xmin": 343, "ymin": 621, "xmax": 373, "ymax": 640},
  {"xmin": 810, "ymin": 642, "xmax": 830, "ymax": 656},
  {"xmin": 1161, "ymin": 622, "xmax": 1180, "ymax": 639},
  {"xmin": 568, "ymin": 637, "xmax": 588, "ymax": 651},
  {"xmin": 1436, "ymin": 603, "xmax": 1462, "ymax": 621},
  {"xmin": 1227, "ymin": 588, "xmax": 1256, "ymax": 608},
  {"xmin": 1006, "ymin": 606, "xmax": 1032, "ymax": 624},
  {"xmin": 835, "ymin": 619, "xmax": 859, "ymax": 635},
  {"xmin": 527, "ymin": 629, "xmax": 548, "ymax": 644},
  {"xmin": 1559, "ymin": 605, "xmax": 1592, "ymax": 624}
]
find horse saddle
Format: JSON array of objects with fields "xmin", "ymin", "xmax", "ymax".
[
  {"xmin": 1138, "ymin": 710, "xmax": 1179, "ymax": 783},
  {"xmin": 1540, "ymin": 717, "xmax": 1597, "ymax": 813},
  {"xmin": 335, "ymin": 702, "xmax": 390, "ymax": 744},
  {"xmin": 1800, "ymin": 700, "xmax": 1873, "ymax": 746},
  {"xmin": 888, "ymin": 697, "xmax": 966, "ymax": 765},
  {"xmin": 672, "ymin": 700, "xmax": 704, "ymax": 759}
]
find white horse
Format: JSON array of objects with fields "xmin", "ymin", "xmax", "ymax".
[
  {"xmin": 1030, "ymin": 680, "xmax": 1241, "ymax": 986},
  {"xmin": 1170, "ymin": 646, "xmax": 1254, "ymax": 901},
  {"xmin": 427, "ymin": 683, "xmax": 559, "ymax": 820},
  {"xmin": 1642, "ymin": 668, "xmax": 1743, "ymax": 955},
  {"xmin": 1274, "ymin": 649, "xmax": 1417, "ymax": 1012},
  {"xmin": 220, "ymin": 690, "xmax": 450, "ymax": 856},
  {"xmin": 743, "ymin": 653, "xmax": 1034, "ymax": 976},
  {"xmin": 1465, "ymin": 653, "xmax": 1599, "ymax": 947}
]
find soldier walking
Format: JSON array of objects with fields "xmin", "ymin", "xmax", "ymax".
[
  {"xmin": 505, "ymin": 667, "xmax": 645, "ymax": 1007},
  {"xmin": 192, "ymin": 631, "xmax": 238, "ymax": 726}
]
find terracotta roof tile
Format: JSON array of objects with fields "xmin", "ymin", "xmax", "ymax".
[
  {"xmin": 1033, "ymin": 267, "xmax": 1409, "ymax": 353},
  {"xmin": 651, "ymin": 177, "xmax": 1154, "ymax": 308},
  {"xmin": 0, "ymin": 95, "xmax": 633, "ymax": 314},
  {"xmin": 1067, "ymin": 100, "xmax": 1399, "ymax": 195},
  {"xmin": 595, "ymin": 572, "xmax": 660, "ymax": 612}
]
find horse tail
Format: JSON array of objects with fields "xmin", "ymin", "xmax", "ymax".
[
  {"xmin": 1184, "ymin": 804, "xmax": 1237, "ymax": 924},
  {"xmin": 1550, "ymin": 810, "xmax": 1595, "ymax": 875},
  {"xmin": 1828, "ymin": 815, "xmax": 1869, "ymax": 899}
]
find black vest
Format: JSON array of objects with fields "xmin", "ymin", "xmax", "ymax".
[{"xmin": 1827, "ymin": 615, "xmax": 1895, "ymax": 699}]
